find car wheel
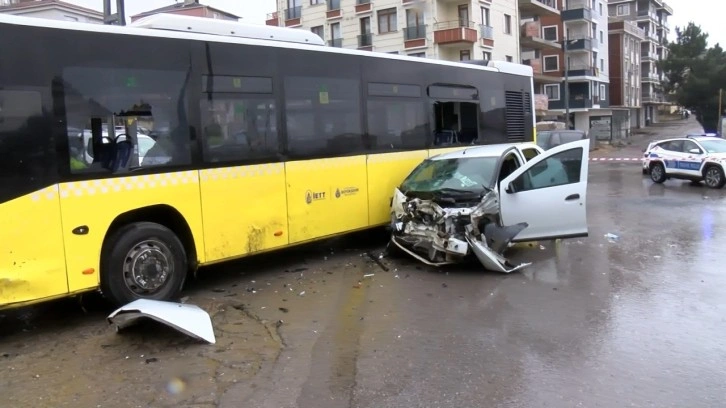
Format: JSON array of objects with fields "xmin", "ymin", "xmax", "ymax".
[
  {"xmin": 703, "ymin": 166, "xmax": 726, "ymax": 189},
  {"xmin": 649, "ymin": 162, "xmax": 666, "ymax": 183},
  {"xmin": 101, "ymin": 222, "xmax": 188, "ymax": 306}
]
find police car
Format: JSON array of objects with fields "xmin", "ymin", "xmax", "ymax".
[{"xmin": 642, "ymin": 133, "xmax": 726, "ymax": 188}]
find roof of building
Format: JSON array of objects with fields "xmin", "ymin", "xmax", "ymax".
[
  {"xmin": 130, "ymin": 0, "xmax": 239, "ymax": 20},
  {"xmin": 0, "ymin": 0, "xmax": 102, "ymax": 16}
]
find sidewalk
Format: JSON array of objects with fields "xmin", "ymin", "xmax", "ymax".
[{"xmin": 591, "ymin": 117, "xmax": 704, "ymax": 159}]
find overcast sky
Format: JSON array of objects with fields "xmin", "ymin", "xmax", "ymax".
[{"xmin": 64, "ymin": 0, "xmax": 723, "ymax": 46}]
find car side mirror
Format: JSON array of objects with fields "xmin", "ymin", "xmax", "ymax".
[
  {"xmin": 689, "ymin": 148, "xmax": 702, "ymax": 154},
  {"xmin": 505, "ymin": 183, "xmax": 514, "ymax": 194}
]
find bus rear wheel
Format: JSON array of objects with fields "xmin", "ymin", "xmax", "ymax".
[{"xmin": 101, "ymin": 222, "xmax": 188, "ymax": 306}]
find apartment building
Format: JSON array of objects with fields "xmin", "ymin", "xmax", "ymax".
[
  {"xmin": 266, "ymin": 0, "xmax": 518, "ymax": 62},
  {"xmin": 608, "ymin": 0, "xmax": 672, "ymax": 124},
  {"xmin": 608, "ymin": 19, "xmax": 645, "ymax": 132},
  {"xmin": 519, "ymin": 0, "xmax": 562, "ymax": 118},
  {"xmin": 540, "ymin": 0, "xmax": 611, "ymax": 135},
  {"xmin": 0, "ymin": 0, "xmax": 103, "ymax": 23}
]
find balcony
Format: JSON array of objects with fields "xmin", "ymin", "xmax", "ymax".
[
  {"xmin": 562, "ymin": 1, "xmax": 593, "ymax": 22},
  {"xmin": 518, "ymin": 0, "xmax": 560, "ymax": 19},
  {"xmin": 358, "ymin": 33, "xmax": 372, "ymax": 49},
  {"xmin": 265, "ymin": 12, "xmax": 279, "ymax": 26},
  {"xmin": 565, "ymin": 37, "xmax": 593, "ymax": 52},
  {"xmin": 355, "ymin": 0, "xmax": 372, "ymax": 13},
  {"xmin": 641, "ymin": 50, "xmax": 656, "ymax": 61},
  {"xmin": 520, "ymin": 21, "xmax": 560, "ymax": 51},
  {"xmin": 327, "ymin": 0, "xmax": 342, "ymax": 18},
  {"xmin": 566, "ymin": 64, "xmax": 598, "ymax": 77},
  {"xmin": 328, "ymin": 38, "xmax": 343, "ymax": 47},
  {"xmin": 658, "ymin": 1, "xmax": 673, "ymax": 15},
  {"xmin": 404, "ymin": 24, "xmax": 427, "ymax": 48},
  {"xmin": 642, "ymin": 74, "xmax": 659, "ymax": 83},
  {"xmin": 523, "ymin": 58, "xmax": 561, "ymax": 84},
  {"xmin": 284, "ymin": 6, "xmax": 302, "ymax": 26},
  {"xmin": 636, "ymin": 8, "xmax": 657, "ymax": 21},
  {"xmin": 433, "ymin": 21, "xmax": 478, "ymax": 45},
  {"xmin": 548, "ymin": 96, "xmax": 594, "ymax": 110},
  {"xmin": 480, "ymin": 24, "xmax": 494, "ymax": 47}
]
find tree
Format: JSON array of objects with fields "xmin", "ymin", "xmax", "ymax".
[{"xmin": 659, "ymin": 23, "xmax": 726, "ymax": 132}]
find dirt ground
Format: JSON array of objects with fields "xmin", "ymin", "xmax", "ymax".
[{"xmin": 0, "ymin": 231, "xmax": 388, "ymax": 408}]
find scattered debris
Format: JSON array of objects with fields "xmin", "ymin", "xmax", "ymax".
[
  {"xmin": 605, "ymin": 233, "xmax": 619, "ymax": 243},
  {"xmin": 107, "ymin": 299, "xmax": 216, "ymax": 344},
  {"xmin": 278, "ymin": 307, "xmax": 289, "ymax": 313},
  {"xmin": 145, "ymin": 357, "xmax": 159, "ymax": 364},
  {"xmin": 442, "ymin": 283, "xmax": 448, "ymax": 288},
  {"xmin": 298, "ymin": 291, "xmax": 306, "ymax": 297},
  {"xmin": 366, "ymin": 251, "xmax": 390, "ymax": 272},
  {"xmin": 363, "ymin": 273, "xmax": 375, "ymax": 278}
]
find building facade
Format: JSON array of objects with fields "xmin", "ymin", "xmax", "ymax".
[
  {"xmin": 540, "ymin": 0, "xmax": 611, "ymax": 135},
  {"xmin": 608, "ymin": 0, "xmax": 671, "ymax": 124},
  {"xmin": 266, "ymin": 0, "xmax": 518, "ymax": 62},
  {"xmin": 130, "ymin": 0, "xmax": 239, "ymax": 23},
  {"xmin": 608, "ymin": 19, "xmax": 645, "ymax": 133},
  {"xmin": 0, "ymin": 0, "xmax": 103, "ymax": 23},
  {"xmin": 519, "ymin": 0, "xmax": 562, "ymax": 118}
]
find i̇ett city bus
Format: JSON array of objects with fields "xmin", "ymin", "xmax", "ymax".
[{"xmin": 0, "ymin": 13, "xmax": 536, "ymax": 309}]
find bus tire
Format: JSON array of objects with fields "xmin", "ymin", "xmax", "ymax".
[{"xmin": 101, "ymin": 221, "xmax": 188, "ymax": 306}]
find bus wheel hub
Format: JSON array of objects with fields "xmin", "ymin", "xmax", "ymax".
[{"xmin": 124, "ymin": 240, "xmax": 172, "ymax": 292}]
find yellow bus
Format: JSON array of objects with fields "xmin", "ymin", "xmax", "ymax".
[{"xmin": 0, "ymin": 13, "xmax": 536, "ymax": 309}]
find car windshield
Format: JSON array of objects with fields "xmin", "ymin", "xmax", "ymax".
[
  {"xmin": 699, "ymin": 139, "xmax": 726, "ymax": 153},
  {"xmin": 400, "ymin": 157, "xmax": 498, "ymax": 193},
  {"xmin": 536, "ymin": 131, "xmax": 552, "ymax": 148}
]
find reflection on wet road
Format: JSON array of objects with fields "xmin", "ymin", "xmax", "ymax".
[{"xmin": 2, "ymin": 160, "xmax": 726, "ymax": 408}]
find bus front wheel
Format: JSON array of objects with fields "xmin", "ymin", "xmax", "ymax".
[{"xmin": 101, "ymin": 222, "xmax": 188, "ymax": 306}]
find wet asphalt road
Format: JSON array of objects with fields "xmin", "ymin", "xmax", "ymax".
[{"xmin": 2, "ymin": 118, "xmax": 725, "ymax": 407}]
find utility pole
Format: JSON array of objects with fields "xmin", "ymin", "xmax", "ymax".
[
  {"xmin": 564, "ymin": 37, "xmax": 570, "ymax": 129},
  {"xmin": 103, "ymin": 0, "xmax": 126, "ymax": 26}
]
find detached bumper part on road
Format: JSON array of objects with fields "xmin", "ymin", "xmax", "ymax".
[
  {"xmin": 107, "ymin": 299, "xmax": 216, "ymax": 344},
  {"xmin": 390, "ymin": 188, "xmax": 532, "ymax": 273}
]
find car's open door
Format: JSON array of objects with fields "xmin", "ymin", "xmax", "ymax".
[{"xmin": 498, "ymin": 139, "xmax": 589, "ymax": 242}]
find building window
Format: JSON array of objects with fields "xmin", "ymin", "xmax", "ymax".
[
  {"xmin": 616, "ymin": 4, "xmax": 629, "ymax": 15},
  {"xmin": 310, "ymin": 0, "xmax": 323, "ymax": 4},
  {"xmin": 600, "ymin": 84, "xmax": 606, "ymax": 99},
  {"xmin": 460, "ymin": 50, "xmax": 471, "ymax": 61},
  {"xmin": 378, "ymin": 8, "xmax": 397, "ymax": 34},
  {"xmin": 600, "ymin": 30, "xmax": 603, "ymax": 43},
  {"xmin": 542, "ymin": 26, "xmax": 557, "ymax": 41},
  {"xmin": 504, "ymin": 14, "xmax": 512, "ymax": 34},
  {"xmin": 599, "ymin": 2, "xmax": 603, "ymax": 15},
  {"xmin": 330, "ymin": 22, "xmax": 341, "ymax": 47},
  {"xmin": 506, "ymin": 55, "xmax": 513, "ymax": 62},
  {"xmin": 480, "ymin": 7, "xmax": 490, "ymax": 26},
  {"xmin": 311, "ymin": 25, "xmax": 324, "ymax": 39},
  {"xmin": 543, "ymin": 55, "xmax": 558, "ymax": 71},
  {"xmin": 409, "ymin": 52, "xmax": 425, "ymax": 58},
  {"xmin": 483, "ymin": 51, "xmax": 491, "ymax": 60},
  {"xmin": 600, "ymin": 58, "xmax": 604, "ymax": 71},
  {"xmin": 544, "ymin": 84, "xmax": 560, "ymax": 101}
]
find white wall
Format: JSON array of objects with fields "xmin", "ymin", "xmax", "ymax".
[{"xmin": 2, "ymin": 8, "xmax": 102, "ymax": 23}]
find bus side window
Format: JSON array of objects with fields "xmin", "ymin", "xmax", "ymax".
[{"xmin": 62, "ymin": 66, "xmax": 192, "ymax": 174}]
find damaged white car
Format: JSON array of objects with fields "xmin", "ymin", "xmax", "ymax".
[{"xmin": 389, "ymin": 139, "xmax": 590, "ymax": 272}]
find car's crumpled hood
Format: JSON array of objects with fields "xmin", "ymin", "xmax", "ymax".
[{"xmin": 390, "ymin": 187, "xmax": 531, "ymax": 273}]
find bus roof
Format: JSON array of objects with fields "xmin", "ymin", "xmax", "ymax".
[{"xmin": 0, "ymin": 13, "xmax": 533, "ymax": 78}]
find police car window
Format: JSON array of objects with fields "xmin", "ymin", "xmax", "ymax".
[
  {"xmin": 661, "ymin": 140, "xmax": 683, "ymax": 151},
  {"xmin": 682, "ymin": 140, "xmax": 701, "ymax": 153},
  {"xmin": 699, "ymin": 139, "xmax": 726, "ymax": 153}
]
